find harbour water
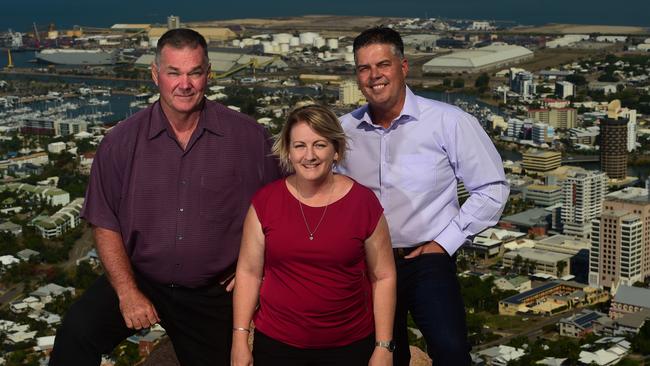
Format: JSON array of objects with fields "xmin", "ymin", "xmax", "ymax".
[{"xmin": 2, "ymin": 0, "xmax": 649, "ymax": 31}]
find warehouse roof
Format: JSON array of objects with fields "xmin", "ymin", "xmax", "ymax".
[{"xmin": 424, "ymin": 44, "xmax": 533, "ymax": 69}]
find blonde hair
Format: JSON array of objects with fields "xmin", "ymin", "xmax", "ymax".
[{"xmin": 273, "ymin": 104, "xmax": 347, "ymax": 173}]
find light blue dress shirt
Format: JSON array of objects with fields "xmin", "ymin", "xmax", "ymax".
[{"xmin": 337, "ymin": 86, "xmax": 510, "ymax": 255}]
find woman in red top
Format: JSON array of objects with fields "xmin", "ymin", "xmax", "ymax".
[{"xmin": 231, "ymin": 104, "xmax": 396, "ymax": 366}]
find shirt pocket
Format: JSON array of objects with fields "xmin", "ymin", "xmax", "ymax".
[
  {"xmin": 199, "ymin": 174, "xmax": 243, "ymax": 222},
  {"xmin": 395, "ymin": 154, "xmax": 436, "ymax": 193}
]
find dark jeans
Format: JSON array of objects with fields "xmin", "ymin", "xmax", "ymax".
[
  {"xmin": 49, "ymin": 274, "xmax": 233, "ymax": 366},
  {"xmin": 253, "ymin": 330, "xmax": 375, "ymax": 366},
  {"xmin": 393, "ymin": 253, "xmax": 471, "ymax": 366}
]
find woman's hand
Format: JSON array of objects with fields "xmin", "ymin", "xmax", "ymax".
[
  {"xmin": 230, "ymin": 336, "xmax": 253, "ymax": 366},
  {"xmin": 368, "ymin": 347, "xmax": 392, "ymax": 366}
]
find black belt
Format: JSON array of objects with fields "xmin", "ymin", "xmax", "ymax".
[{"xmin": 163, "ymin": 261, "xmax": 238, "ymax": 289}]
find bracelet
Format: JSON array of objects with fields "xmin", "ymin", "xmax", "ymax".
[{"xmin": 232, "ymin": 327, "xmax": 251, "ymax": 333}]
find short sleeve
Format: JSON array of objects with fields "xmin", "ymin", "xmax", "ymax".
[
  {"xmin": 359, "ymin": 183, "xmax": 384, "ymax": 239},
  {"xmin": 80, "ymin": 137, "xmax": 122, "ymax": 232},
  {"xmin": 251, "ymin": 180, "xmax": 279, "ymax": 229}
]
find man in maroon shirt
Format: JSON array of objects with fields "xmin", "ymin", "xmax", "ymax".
[{"xmin": 49, "ymin": 29, "xmax": 279, "ymax": 366}]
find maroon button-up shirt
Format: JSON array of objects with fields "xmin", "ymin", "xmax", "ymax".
[{"xmin": 82, "ymin": 100, "xmax": 280, "ymax": 288}]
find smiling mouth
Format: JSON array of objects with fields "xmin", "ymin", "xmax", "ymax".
[
  {"xmin": 301, "ymin": 162, "xmax": 321, "ymax": 169},
  {"xmin": 370, "ymin": 84, "xmax": 387, "ymax": 91}
]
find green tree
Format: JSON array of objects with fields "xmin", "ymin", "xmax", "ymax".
[
  {"xmin": 565, "ymin": 74, "xmax": 587, "ymax": 86},
  {"xmin": 474, "ymin": 73, "xmax": 490, "ymax": 93},
  {"xmin": 633, "ymin": 321, "xmax": 650, "ymax": 354}
]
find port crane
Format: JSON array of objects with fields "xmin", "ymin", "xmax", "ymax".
[
  {"xmin": 4, "ymin": 49, "xmax": 14, "ymax": 70},
  {"xmin": 32, "ymin": 22, "xmax": 41, "ymax": 48}
]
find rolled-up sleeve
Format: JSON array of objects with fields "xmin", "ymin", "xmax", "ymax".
[
  {"xmin": 80, "ymin": 137, "xmax": 122, "ymax": 232},
  {"xmin": 434, "ymin": 113, "xmax": 510, "ymax": 255}
]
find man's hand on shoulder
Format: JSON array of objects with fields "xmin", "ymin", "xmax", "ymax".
[
  {"xmin": 404, "ymin": 240, "xmax": 448, "ymax": 259},
  {"xmin": 117, "ymin": 288, "xmax": 160, "ymax": 329}
]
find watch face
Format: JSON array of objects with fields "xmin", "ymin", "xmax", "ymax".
[
  {"xmin": 388, "ymin": 341, "xmax": 396, "ymax": 352},
  {"xmin": 377, "ymin": 340, "xmax": 396, "ymax": 352}
]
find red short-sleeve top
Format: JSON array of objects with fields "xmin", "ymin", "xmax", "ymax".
[{"xmin": 251, "ymin": 177, "xmax": 383, "ymax": 348}]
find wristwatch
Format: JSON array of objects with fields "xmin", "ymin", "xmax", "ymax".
[{"xmin": 375, "ymin": 340, "xmax": 396, "ymax": 352}]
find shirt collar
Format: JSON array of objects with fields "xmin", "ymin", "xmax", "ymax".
[
  {"xmin": 352, "ymin": 85, "xmax": 421, "ymax": 130},
  {"xmin": 148, "ymin": 99, "xmax": 225, "ymax": 140}
]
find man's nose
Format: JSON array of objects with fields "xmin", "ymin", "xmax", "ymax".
[{"xmin": 178, "ymin": 74, "xmax": 191, "ymax": 89}]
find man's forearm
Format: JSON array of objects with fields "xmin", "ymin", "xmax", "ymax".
[{"xmin": 93, "ymin": 226, "xmax": 138, "ymax": 297}]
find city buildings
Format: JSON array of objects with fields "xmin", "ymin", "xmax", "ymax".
[
  {"xmin": 0, "ymin": 183, "xmax": 70, "ymax": 207},
  {"xmin": 532, "ymin": 123, "xmax": 555, "ymax": 145},
  {"xmin": 522, "ymin": 150, "xmax": 562, "ymax": 173},
  {"xmin": 523, "ymin": 184, "xmax": 562, "ymax": 206},
  {"xmin": 33, "ymin": 198, "xmax": 84, "ymax": 239},
  {"xmin": 20, "ymin": 118, "xmax": 88, "ymax": 137},
  {"xmin": 499, "ymin": 280, "xmax": 607, "ymax": 316},
  {"xmin": 511, "ymin": 70, "xmax": 536, "ymax": 98},
  {"xmin": 555, "ymin": 80, "xmax": 575, "ymax": 99},
  {"xmin": 600, "ymin": 117, "xmax": 628, "ymax": 180},
  {"xmin": 561, "ymin": 170, "xmax": 607, "ymax": 239},
  {"xmin": 338, "ymin": 80, "xmax": 365, "ymax": 105},
  {"xmin": 589, "ymin": 188, "xmax": 650, "ymax": 288},
  {"xmin": 609, "ymin": 285, "xmax": 650, "ymax": 319},
  {"xmin": 421, "ymin": 44, "xmax": 533, "ymax": 74},
  {"xmin": 503, "ymin": 248, "xmax": 572, "ymax": 277},
  {"xmin": 559, "ymin": 310, "xmax": 608, "ymax": 338},
  {"xmin": 527, "ymin": 107, "xmax": 577, "ymax": 129}
]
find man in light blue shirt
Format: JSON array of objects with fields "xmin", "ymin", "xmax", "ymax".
[{"xmin": 337, "ymin": 27, "xmax": 509, "ymax": 365}]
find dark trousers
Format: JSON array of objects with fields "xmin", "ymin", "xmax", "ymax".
[
  {"xmin": 49, "ymin": 274, "xmax": 233, "ymax": 366},
  {"xmin": 253, "ymin": 330, "xmax": 374, "ymax": 366},
  {"xmin": 393, "ymin": 253, "xmax": 471, "ymax": 366}
]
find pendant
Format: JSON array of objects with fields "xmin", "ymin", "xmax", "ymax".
[{"xmin": 309, "ymin": 235, "xmax": 314, "ymax": 240}]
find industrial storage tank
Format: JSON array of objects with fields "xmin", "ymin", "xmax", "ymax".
[
  {"xmin": 273, "ymin": 33, "xmax": 292, "ymax": 44},
  {"xmin": 299, "ymin": 32, "xmax": 319, "ymax": 45},
  {"xmin": 280, "ymin": 43, "xmax": 290, "ymax": 53},
  {"xmin": 232, "ymin": 39, "xmax": 241, "ymax": 47},
  {"xmin": 262, "ymin": 41, "xmax": 273, "ymax": 54},
  {"xmin": 313, "ymin": 37, "xmax": 326, "ymax": 48},
  {"xmin": 290, "ymin": 37, "xmax": 300, "ymax": 47},
  {"xmin": 327, "ymin": 38, "xmax": 339, "ymax": 50}
]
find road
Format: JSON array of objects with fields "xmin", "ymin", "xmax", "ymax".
[
  {"xmin": 62, "ymin": 226, "xmax": 96, "ymax": 270},
  {"xmin": 474, "ymin": 307, "xmax": 584, "ymax": 351},
  {"xmin": 0, "ymin": 283, "xmax": 25, "ymax": 308}
]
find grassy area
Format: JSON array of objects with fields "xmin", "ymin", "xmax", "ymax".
[
  {"xmin": 516, "ymin": 48, "xmax": 610, "ymax": 72},
  {"xmin": 483, "ymin": 313, "xmax": 541, "ymax": 332}
]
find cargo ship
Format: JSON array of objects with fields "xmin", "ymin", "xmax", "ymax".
[{"xmin": 36, "ymin": 49, "xmax": 118, "ymax": 65}]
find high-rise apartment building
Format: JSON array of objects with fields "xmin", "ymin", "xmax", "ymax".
[
  {"xmin": 600, "ymin": 117, "xmax": 628, "ymax": 180},
  {"xmin": 555, "ymin": 81, "xmax": 575, "ymax": 99},
  {"xmin": 528, "ymin": 108, "xmax": 577, "ymax": 129},
  {"xmin": 532, "ymin": 123, "xmax": 554, "ymax": 144},
  {"xmin": 511, "ymin": 71, "xmax": 536, "ymax": 98},
  {"xmin": 589, "ymin": 188, "xmax": 650, "ymax": 288},
  {"xmin": 561, "ymin": 170, "xmax": 607, "ymax": 239}
]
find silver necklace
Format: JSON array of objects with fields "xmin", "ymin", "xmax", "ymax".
[{"xmin": 295, "ymin": 175, "xmax": 335, "ymax": 241}]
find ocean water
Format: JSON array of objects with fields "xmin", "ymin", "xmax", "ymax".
[{"xmin": 1, "ymin": 0, "xmax": 649, "ymax": 32}]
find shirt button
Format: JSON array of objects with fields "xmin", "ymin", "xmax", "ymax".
[
  {"xmin": 181, "ymin": 180, "xmax": 187, "ymax": 185},
  {"xmin": 179, "ymin": 208, "xmax": 184, "ymax": 212},
  {"xmin": 177, "ymin": 235, "xmax": 184, "ymax": 240}
]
